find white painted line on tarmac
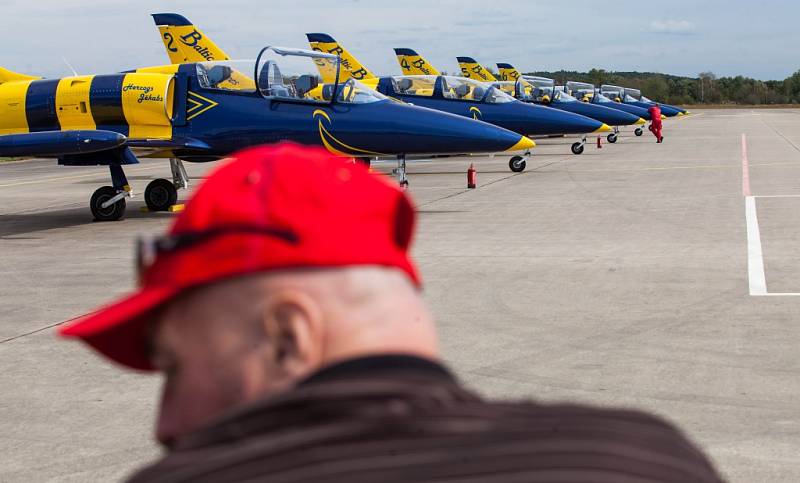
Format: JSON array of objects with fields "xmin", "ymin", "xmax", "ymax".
[
  {"xmin": 742, "ymin": 133, "xmax": 751, "ymax": 197},
  {"xmin": 745, "ymin": 196, "xmax": 768, "ymax": 296},
  {"xmin": 742, "ymin": 132, "xmax": 800, "ymax": 296}
]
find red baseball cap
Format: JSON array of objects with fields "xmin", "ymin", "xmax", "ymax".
[{"xmin": 60, "ymin": 142, "xmax": 420, "ymax": 371}]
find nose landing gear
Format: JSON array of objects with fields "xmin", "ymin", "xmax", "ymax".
[
  {"xmin": 393, "ymin": 154, "xmax": 409, "ymax": 188},
  {"xmin": 509, "ymin": 153, "xmax": 529, "ymax": 172},
  {"xmin": 571, "ymin": 136, "xmax": 587, "ymax": 155}
]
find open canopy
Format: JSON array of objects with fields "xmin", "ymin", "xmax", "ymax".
[
  {"xmin": 194, "ymin": 47, "xmax": 386, "ymax": 105},
  {"xmin": 390, "ymin": 75, "xmax": 515, "ymax": 104}
]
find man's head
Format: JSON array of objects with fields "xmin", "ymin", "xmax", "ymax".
[
  {"xmin": 60, "ymin": 143, "xmax": 436, "ymax": 446},
  {"xmin": 151, "ymin": 266, "xmax": 436, "ymax": 446}
]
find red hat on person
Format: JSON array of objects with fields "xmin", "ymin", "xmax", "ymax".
[{"xmin": 59, "ymin": 142, "xmax": 420, "ymax": 371}]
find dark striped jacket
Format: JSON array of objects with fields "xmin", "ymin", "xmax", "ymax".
[{"xmin": 129, "ymin": 356, "xmax": 724, "ymax": 482}]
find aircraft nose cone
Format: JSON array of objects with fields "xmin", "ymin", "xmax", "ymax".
[
  {"xmin": 636, "ymin": 117, "xmax": 646, "ymax": 125},
  {"xmin": 595, "ymin": 123, "xmax": 612, "ymax": 133},
  {"xmin": 506, "ymin": 136, "xmax": 535, "ymax": 152}
]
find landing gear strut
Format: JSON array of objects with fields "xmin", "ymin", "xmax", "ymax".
[
  {"xmin": 571, "ymin": 135, "xmax": 587, "ymax": 155},
  {"xmin": 144, "ymin": 158, "xmax": 188, "ymax": 212},
  {"xmin": 393, "ymin": 154, "xmax": 409, "ymax": 188},
  {"xmin": 90, "ymin": 164, "xmax": 130, "ymax": 221}
]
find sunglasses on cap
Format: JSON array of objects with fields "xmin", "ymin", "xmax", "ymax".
[{"xmin": 135, "ymin": 226, "xmax": 299, "ymax": 283}]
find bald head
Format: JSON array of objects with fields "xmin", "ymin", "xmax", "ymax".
[{"xmin": 150, "ymin": 267, "xmax": 438, "ymax": 446}]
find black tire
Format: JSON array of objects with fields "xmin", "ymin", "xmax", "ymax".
[
  {"xmin": 571, "ymin": 142, "xmax": 585, "ymax": 155},
  {"xmin": 90, "ymin": 186, "xmax": 126, "ymax": 221},
  {"xmin": 399, "ymin": 179, "xmax": 409, "ymax": 189},
  {"xmin": 509, "ymin": 155, "xmax": 527, "ymax": 173},
  {"xmin": 144, "ymin": 178, "xmax": 178, "ymax": 212},
  {"xmin": 607, "ymin": 133, "xmax": 618, "ymax": 143},
  {"xmin": 635, "ymin": 128, "xmax": 643, "ymax": 137}
]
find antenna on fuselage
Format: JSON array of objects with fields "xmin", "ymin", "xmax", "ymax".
[{"xmin": 61, "ymin": 57, "xmax": 79, "ymax": 76}]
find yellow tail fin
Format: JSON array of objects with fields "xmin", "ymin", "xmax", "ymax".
[
  {"xmin": 0, "ymin": 66, "xmax": 40, "ymax": 85},
  {"xmin": 306, "ymin": 33, "xmax": 376, "ymax": 83},
  {"xmin": 456, "ymin": 57, "xmax": 497, "ymax": 82},
  {"xmin": 151, "ymin": 13, "xmax": 230, "ymax": 63},
  {"xmin": 496, "ymin": 63, "xmax": 523, "ymax": 82},
  {"xmin": 393, "ymin": 48, "xmax": 440, "ymax": 76}
]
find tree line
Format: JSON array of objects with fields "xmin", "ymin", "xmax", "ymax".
[{"xmin": 522, "ymin": 69, "xmax": 800, "ymax": 105}]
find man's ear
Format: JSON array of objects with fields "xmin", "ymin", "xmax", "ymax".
[{"xmin": 261, "ymin": 291, "xmax": 325, "ymax": 376}]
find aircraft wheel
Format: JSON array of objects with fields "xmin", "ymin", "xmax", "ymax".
[
  {"xmin": 607, "ymin": 133, "xmax": 618, "ymax": 144},
  {"xmin": 509, "ymin": 156, "xmax": 527, "ymax": 173},
  {"xmin": 399, "ymin": 179, "xmax": 409, "ymax": 189},
  {"xmin": 571, "ymin": 142, "xmax": 585, "ymax": 155},
  {"xmin": 635, "ymin": 128, "xmax": 643, "ymax": 137},
  {"xmin": 145, "ymin": 178, "xmax": 178, "ymax": 212},
  {"xmin": 90, "ymin": 186, "xmax": 126, "ymax": 222}
]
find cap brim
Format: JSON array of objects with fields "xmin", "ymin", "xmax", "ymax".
[{"xmin": 59, "ymin": 285, "xmax": 180, "ymax": 371}]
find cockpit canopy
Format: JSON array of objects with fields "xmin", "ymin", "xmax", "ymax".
[
  {"xmin": 565, "ymin": 81, "xmax": 596, "ymax": 101},
  {"xmin": 194, "ymin": 47, "xmax": 386, "ymax": 105},
  {"xmin": 389, "ymin": 75, "xmax": 514, "ymax": 103},
  {"xmin": 624, "ymin": 88, "xmax": 642, "ymax": 101},
  {"xmin": 600, "ymin": 84, "xmax": 626, "ymax": 102},
  {"xmin": 518, "ymin": 75, "xmax": 559, "ymax": 103},
  {"xmin": 441, "ymin": 76, "xmax": 514, "ymax": 103}
]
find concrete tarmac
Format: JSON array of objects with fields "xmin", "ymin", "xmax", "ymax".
[{"xmin": 2, "ymin": 110, "xmax": 800, "ymax": 481}]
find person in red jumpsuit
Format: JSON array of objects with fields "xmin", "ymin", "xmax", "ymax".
[{"xmin": 648, "ymin": 103, "xmax": 663, "ymax": 143}]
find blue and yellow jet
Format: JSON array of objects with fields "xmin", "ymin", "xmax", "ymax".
[
  {"xmin": 600, "ymin": 85, "xmax": 686, "ymax": 117},
  {"xmin": 563, "ymin": 81, "xmax": 655, "ymax": 137},
  {"xmin": 492, "ymin": 63, "xmax": 646, "ymax": 144},
  {"xmin": 393, "ymin": 48, "xmax": 611, "ymax": 156},
  {"xmin": 0, "ymin": 43, "xmax": 531, "ymax": 220}
]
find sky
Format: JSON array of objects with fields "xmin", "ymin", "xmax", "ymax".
[{"xmin": 0, "ymin": 0, "xmax": 797, "ymax": 81}]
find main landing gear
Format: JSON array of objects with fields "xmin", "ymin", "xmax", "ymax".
[
  {"xmin": 89, "ymin": 158, "xmax": 189, "ymax": 222},
  {"xmin": 90, "ymin": 164, "xmax": 130, "ymax": 221},
  {"xmin": 393, "ymin": 154, "xmax": 409, "ymax": 188},
  {"xmin": 571, "ymin": 135, "xmax": 587, "ymax": 155},
  {"xmin": 634, "ymin": 127, "xmax": 644, "ymax": 137},
  {"xmin": 144, "ymin": 158, "xmax": 189, "ymax": 212}
]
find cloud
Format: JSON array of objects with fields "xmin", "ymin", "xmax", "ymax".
[{"xmin": 648, "ymin": 19, "xmax": 696, "ymax": 35}]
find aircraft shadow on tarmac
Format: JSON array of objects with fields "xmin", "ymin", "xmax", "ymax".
[
  {"xmin": 0, "ymin": 205, "xmax": 161, "ymax": 238},
  {"xmin": 73, "ymin": 175, "xmax": 207, "ymax": 185}
]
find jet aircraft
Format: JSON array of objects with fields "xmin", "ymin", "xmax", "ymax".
[
  {"xmin": 622, "ymin": 87, "xmax": 689, "ymax": 116},
  {"xmin": 600, "ymin": 85, "xmax": 685, "ymax": 117},
  {"xmin": 564, "ymin": 81, "xmax": 654, "ymax": 136},
  {"xmin": 392, "ymin": 48, "xmax": 611, "ymax": 155},
  {"xmin": 0, "ymin": 46, "xmax": 532, "ymax": 220},
  {"xmin": 493, "ymin": 63, "xmax": 645, "ymax": 144}
]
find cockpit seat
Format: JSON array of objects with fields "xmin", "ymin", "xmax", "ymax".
[
  {"xmin": 396, "ymin": 78, "xmax": 413, "ymax": 93},
  {"xmin": 207, "ymin": 66, "xmax": 233, "ymax": 87}
]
